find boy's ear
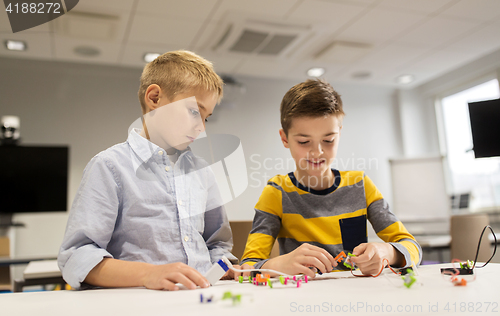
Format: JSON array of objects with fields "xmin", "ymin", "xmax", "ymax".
[
  {"xmin": 279, "ymin": 129, "xmax": 290, "ymax": 148},
  {"xmin": 144, "ymin": 84, "xmax": 162, "ymax": 112}
]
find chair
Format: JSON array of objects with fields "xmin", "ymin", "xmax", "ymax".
[
  {"xmin": 450, "ymin": 213, "xmax": 492, "ymax": 262},
  {"xmin": 0, "ymin": 237, "xmax": 11, "ymax": 291},
  {"xmin": 229, "ymin": 221, "xmax": 279, "ymax": 263}
]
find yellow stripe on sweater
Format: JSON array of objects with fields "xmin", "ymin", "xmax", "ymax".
[{"xmin": 278, "ymin": 209, "xmax": 367, "ymax": 244}]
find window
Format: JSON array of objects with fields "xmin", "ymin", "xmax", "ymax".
[{"xmin": 440, "ymin": 79, "xmax": 500, "ymax": 210}]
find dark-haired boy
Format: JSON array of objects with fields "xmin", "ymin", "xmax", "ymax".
[{"xmin": 239, "ymin": 79, "xmax": 421, "ymax": 277}]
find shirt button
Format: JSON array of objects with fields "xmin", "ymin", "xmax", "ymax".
[
  {"xmin": 165, "ymin": 166, "xmax": 170, "ymax": 172},
  {"xmin": 184, "ymin": 236, "xmax": 189, "ymax": 242},
  {"xmin": 158, "ymin": 151, "xmax": 163, "ymax": 155},
  {"xmin": 178, "ymin": 200, "xmax": 183, "ymax": 206}
]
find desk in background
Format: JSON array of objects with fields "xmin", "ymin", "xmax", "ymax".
[
  {"xmin": 415, "ymin": 232, "xmax": 500, "ymax": 263},
  {"xmin": 1, "ymin": 263, "xmax": 499, "ymax": 316},
  {"xmin": 0, "ymin": 255, "xmax": 58, "ymax": 291}
]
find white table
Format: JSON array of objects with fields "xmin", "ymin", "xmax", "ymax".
[{"xmin": 1, "ymin": 263, "xmax": 499, "ymax": 316}]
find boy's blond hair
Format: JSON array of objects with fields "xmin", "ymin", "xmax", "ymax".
[
  {"xmin": 138, "ymin": 50, "xmax": 223, "ymax": 113},
  {"xmin": 280, "ymin": 79, "xmax": 345, "ymax": 135}
]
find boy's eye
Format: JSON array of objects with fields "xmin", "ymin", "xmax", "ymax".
[
  {"xmin": 323, "ymin": 139, "xmax": 334, "ymax": 143},
  {"xmin": 204, "ymin": 118, "xmax": 208, "ymax": 123},
  {"xmin": 298, "ymin": 141, "xmax": 309, "ymax": 145},
  {"xmin": 190, "ymin": 109, "xmax": 200, "ymax": 116}
]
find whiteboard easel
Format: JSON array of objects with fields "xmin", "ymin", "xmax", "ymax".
[{"xmin": 390, "ymin": 156, "xmax": 451, "ymax": 221}]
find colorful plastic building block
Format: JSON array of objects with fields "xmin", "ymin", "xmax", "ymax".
[
  {"xmin": 451, "ymin": 277, "xmax": 467, "ymax": 286},
  {"xmin": 343, "ymin": 253, "xmax": 356, "ymax": 269},
  {"xmin": 222, "ymin": 291, "xmax": 242, "ymax": 305},
  {"xmin": 334, "ymin": 251, "xmax": 346, "ymax": 263},
  {"xmin": 200, "ymin": 294, "xmax": 214, "ymax": 303},
  {"xmin": 401, "ymin": 269, "xmax": 416, "ymax": 288}
]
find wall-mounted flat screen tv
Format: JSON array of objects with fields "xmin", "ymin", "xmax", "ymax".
[{"xmin": 0, "ymin": 146, "xmax": 68, "ymax": 214}]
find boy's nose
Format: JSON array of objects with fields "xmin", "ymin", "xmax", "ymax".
[
  {"xmin": 310, "ymin": 143, "xmax": 323, "ymax": 156},
  {"xmin": 196, "ymin": 121, "xmax": 206, "ymax": 133}
]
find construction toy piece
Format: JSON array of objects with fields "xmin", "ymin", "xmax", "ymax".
[
  {"xmin": 401, "ymin": 269, "xmax": 416, "ymax": 288},
  {"xmin": 253, "ymin": 273, "xmax": 271, "ymax": 285},
  {"xmin": 238, "ymin": 275, "xmax": 244, "ymax": 283},
  {"xmin": 200, "ymin": 294, "xmax": 214, "ymax": 303},
  {"xmin": 334, "ymin": 251, "xmax": 347, "ymax": 263},
  {"xmin": 304, "ymin": 275, "xmax": 308, "ymax": 283},
  {"xmin": 451, "ymin": 277, "xmax": 467, "ymax": 286},
  {"xmin": 222, "ymin": 291, "xmax": 242, "ymax": 305},
  {"xmin": 343, "ymin": 253, "xmax": 357, "ymax": 269},
  {"xmin": 297, "ymin": 279, "xmax": 302, "ymax": 288},
  {"xmin": 268, "ymin": 279, "xmax": 273, "ymax": 288},
  {"xmin": 204, "ymin": 258, "xmax": 229, "ymax": 286},
  {"xmin": 460, "ymin": 260, "xmax": 474, "ymax": 270}
]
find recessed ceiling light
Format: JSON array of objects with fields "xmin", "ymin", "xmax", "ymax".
[
  {"xmin": 396, "ymin": 74, "xmax": 414, "ymax": 84},
  {"xmin": 74, "ymin": 46, "xmax": 100, "ymax": 57},
  {"xmin": 5, "ymin": 40, "xmax": 27, "ymax": 51},
  {"xmin": 307, "ymin": 67, "xmax": 325, "ymax": 77},
  {"xmin": 144, "ymin": 53, "xmax": 161, "ymax": 63}
]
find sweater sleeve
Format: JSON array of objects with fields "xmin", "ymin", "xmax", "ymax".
[
  {"xmin": 240, "ymin": 180, "xmax": 282, "ymax": 268},
  {"xmin": 364, "ymin": 174, "xmax": 422, "ymax": 267}
]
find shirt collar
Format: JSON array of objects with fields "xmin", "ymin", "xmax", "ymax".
[
  {"xmin": 127, "ymin": 128, "xmax": 160, "ymax": 163},
  {"xmin": 127, "ymin": 128, "xmax": 193, "ymax": 166}
]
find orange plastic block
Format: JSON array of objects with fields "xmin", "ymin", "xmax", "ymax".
[
  {"xmin": 334, "ymin": 251, "xmax": 346, "ymax": 263},
  {"xmin": 255, "ymin": 273, "xmax": 270, "ymax": 284}
]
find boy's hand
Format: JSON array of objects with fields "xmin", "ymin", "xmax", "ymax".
[
  {"xmin": 220, "ymin": 264, "xmax": 240, "ymax": 280},
  {"xmin": 232, "ymin": 263, "xmax": 254, "ymax": 280},
  {"xmin": 350, "ymin": 243, "xmax": 403, "ymax": 275},
  {"xmin": 143, "ymin": 262, "xmax": 210, "ymax": 291},
  {"xmin": 261, "ymin": 243, "xmax": 337, "ymax": 278}
]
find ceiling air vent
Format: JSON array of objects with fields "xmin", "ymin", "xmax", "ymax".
[
  {"xmin": 230, "ymin": 30, "xmax": 268, "ymax": 53},
  {"xmin": 55, "ymin": 11, "xmax": 119, "ymax": 41},
  {"xmin": 209, "ymin": 14, "xmax": 310, "ymax": 58}
]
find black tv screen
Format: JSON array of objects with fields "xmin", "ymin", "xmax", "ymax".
[
  {"xmin": 0, "ymin": 146, "xmax": 68, "ymax": 214},
  {"xmin": 468, "ymin": 98, "xmax": 500, "ymax": 158}
]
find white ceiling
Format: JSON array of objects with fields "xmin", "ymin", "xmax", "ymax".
[{"xmin": 1, "ymin": 0, "xmax": 500, "ymax": 88}]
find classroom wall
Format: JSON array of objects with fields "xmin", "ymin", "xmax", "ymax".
[
  {"xmin": 2, "ymin": 47, "xmax": 500, "ymax": 275},
  {"xmin": 0, "ymin": 56, "xmax": 402, "ymax": 262},
  {"xmin": 0, "ymin": 57, "xmax": 142, "ymax": 258},
  {"xmin": 397, "ymin": 48, "xmax": 500, "ymax": 159}
]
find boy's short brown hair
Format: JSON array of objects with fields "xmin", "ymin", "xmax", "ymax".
[
  {"xmin": 138, "ymin": 50, "xmax": 223, "ymax": 113},
  {"xmin": 280, "ymin": 79, "xmax": 344, "ymax": 135}
]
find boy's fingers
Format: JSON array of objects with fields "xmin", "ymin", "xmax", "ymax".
[
  {"xmin": 317, "ymin": 249, "xmax": 336, "ymax": 269},
  {"xmin": 178, "ymin": 268, "xmax": 210, "ymax": 288},
  {"xmin": 299, "ymin": 256, "xmax": 328, "ymax": 274},
  {"xmin": 353, "ymin": 243, "xmax": 368, "ymax": 256},
  {"xmin": 351, "ymin": 246, "xmax": 374, "ymax": 264},
  {"xmin": 159, "ymin": 279, "xmax": 178, "ymax": 291},
  {"xmin": 305, "ymin": 250, "xmax": 333, "ymax": 272},
  {"xmin": 168, "ymin": 273, "xmax": 198, "ymax": 290},
  {"xmin": 295, "ymin": 263, "xmax": 316, "ymax": 278},
  {"xmin": 358, "ymin": 261, "xmax": 381, "ymax": 275},
  {"xmin": 301, "ymin": 245, "xmax": 336, "ymax": 269}
]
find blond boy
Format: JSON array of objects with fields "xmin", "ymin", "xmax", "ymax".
[
  {"xmin": 58, "ymin": 51, "xmax": 236, "ymax": 290},
  {"xmin": 239, "ymin": 79, "xmax": 421, "ymax": 277}
]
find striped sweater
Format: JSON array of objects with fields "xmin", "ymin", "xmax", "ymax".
[{"xmin": 241, "ymin": 170, "xmax": 421, "ymax": 270}]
